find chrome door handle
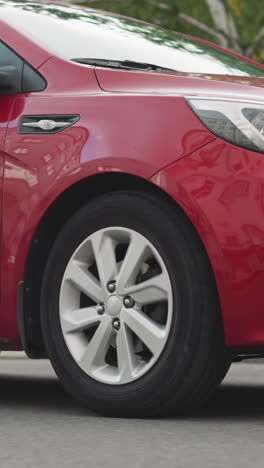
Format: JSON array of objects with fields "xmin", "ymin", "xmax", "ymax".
[
  {"xmin": 22, "ymin": 119, "xmax": 70, "ymax": 131},
  {"xmin": 19, "ymin": 115, "xmax": 80, "ymax": 134}
]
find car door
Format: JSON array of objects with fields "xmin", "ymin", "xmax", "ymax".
[
  {"xmin": 0, "ymin": 40, "xmax": 24, "ymax": 157},
  {"xmin": 0, "ymin": 38, "xmax": 48, "ymax": 335},
  {"xmin": 0, "ymin": 42, "xmax": 19, "ymax": 300},
  {"xmin": 0, "ymin": 95, "xmax": 13, "ymax": 179}
]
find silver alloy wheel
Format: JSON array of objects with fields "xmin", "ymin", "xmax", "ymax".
[{"xmin": 59, "ymin": 227, "xmax": 173, "ymax": 385}]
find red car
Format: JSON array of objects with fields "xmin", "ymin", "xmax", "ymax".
[{"xmin": 1, "ymin": 0, "xmax": 264, "ymax": 417}]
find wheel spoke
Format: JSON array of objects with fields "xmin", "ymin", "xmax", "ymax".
[
  {"xmin": 122, "ymin": 308, "xmax": 166, "ymax": 357},
  {"xmin": 79, "ymin": 316, "xmax": 113, "ymax": 372},
  {"xmin": 61, "ymin": 307, "xmax": 100, "ymax": 334},
  {"xmin": 65, "ymin": 260, "xmax": 105, "ymax": 303},
  {"xmin": 116, "ymin": 233, "xmax": 148, "ymax": 294},
  {"xmin": 116, "ymin": 324, "xmax": 138, "ymax": 383},
  {"xmin": 91, "ymin": 231, "xmax": 118, "ymax": 289},
  {"xmin": 125, "ymin": 272, "xmax": 170, "ymax": 305}
]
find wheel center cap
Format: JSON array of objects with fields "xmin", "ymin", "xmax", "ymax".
[{"xmin": 106, "ymin": 295, "xmax": 123, "ymax": 316}]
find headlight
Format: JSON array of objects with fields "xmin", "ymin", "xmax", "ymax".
[{"xmin": 187, "ymin": 98, "xmax": 264, "ymax": 153}]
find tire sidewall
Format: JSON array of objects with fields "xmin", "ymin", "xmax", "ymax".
[{"xmin": 41, "ymin": 192, "xmax": 217, "ymax": 415}]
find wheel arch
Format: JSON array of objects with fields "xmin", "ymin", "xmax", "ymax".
[{"xmin": 21, "ymin": 171, "xmax": 221, "ymax": 357}]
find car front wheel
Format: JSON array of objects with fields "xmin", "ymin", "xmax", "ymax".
[{"xmin": 41, "ymin": 190, "xmax": 230, "ymax": 417}]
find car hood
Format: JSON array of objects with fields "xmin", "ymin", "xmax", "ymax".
[{"xmin": 95, "ymin": 68, "xmax": 264, "ymax": 102}]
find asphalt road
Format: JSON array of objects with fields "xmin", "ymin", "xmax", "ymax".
[{"xmin": 0, "ymin": 359, "xmax": 264, "ymax": 468}]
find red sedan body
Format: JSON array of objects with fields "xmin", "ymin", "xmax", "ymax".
[{"xmin": 1, "ymin": 1, "xmax": 264, "ymax": 360}]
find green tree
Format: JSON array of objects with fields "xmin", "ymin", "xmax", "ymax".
[{"xmin": 73, "ymin": 0, "xmax": 264, "ymax": 62}]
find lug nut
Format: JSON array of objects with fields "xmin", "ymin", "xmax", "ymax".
[
  {"xmin": 97, "ymin": 304, "xmax": 105, "ymax": 315},
  {"xmin": 112, "ymin": 319, "xmax": 120, "ymax": 331},
  {"xmin": 124, "ymin": 296, "xmax": 135, "ymax": 308},
  {"xmin": 107, "ymin": 281, "xmax": 116, "ymax": 293}
]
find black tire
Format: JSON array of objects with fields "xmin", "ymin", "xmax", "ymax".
[{"xmin": 41, "ymin": 190, "xmax": 231, "ymax": 417}]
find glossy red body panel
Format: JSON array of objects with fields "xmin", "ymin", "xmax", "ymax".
[
  {"xmin": 151, "ymin": 140, "xmax": 264, "ymax": 347},
  {"xmin": 1, "ymin": 11, "xmax": 264, "ymax": 351},
  {"xmin": 96, "ymin": 68, "xmax": 264, "ymax": 101},
  {"xmin": 0, "ymin": 96, "xmax": 16, "ymax": 312},
  {"xmin": 0, "ymin": 19, "xmax": 51, "ymax": 69},
  {"xmin": 1, "ymin": 52, "xmax": 215, "ymax": 343}
]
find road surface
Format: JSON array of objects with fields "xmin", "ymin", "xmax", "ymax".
[{"xmin": 0, "ymin": 358, "xmax": 263, "ymax": 467}]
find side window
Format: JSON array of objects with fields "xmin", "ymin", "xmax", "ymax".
[
  {"xmin": 0, "ymin": 41, "xmax": 23, "ymax": 94},
  {"xmin": 22, "ymin": 62, "xmax": 46, "ymax": 93},
  {"xmin": 0, "ymin": 41, "xmax": 46, "ymax": 95}
]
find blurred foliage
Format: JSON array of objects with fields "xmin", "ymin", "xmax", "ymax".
[{"xmin": 77, "ymin": 0, "xmax": 264, "ymax": 62}]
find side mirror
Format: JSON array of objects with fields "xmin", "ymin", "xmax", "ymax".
[{"xmin": 0, "ymin": 65, "xmax": 21, "ymax": 95}]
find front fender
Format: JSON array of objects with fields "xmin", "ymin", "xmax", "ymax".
[{"xmin": 151, "ymin": 138, "xmax": 264, "ymax": 348}]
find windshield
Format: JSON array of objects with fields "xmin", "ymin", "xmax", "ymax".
[{"xmin": 1, "ymin": 0, "xmax": 264, "ymax": 77}]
